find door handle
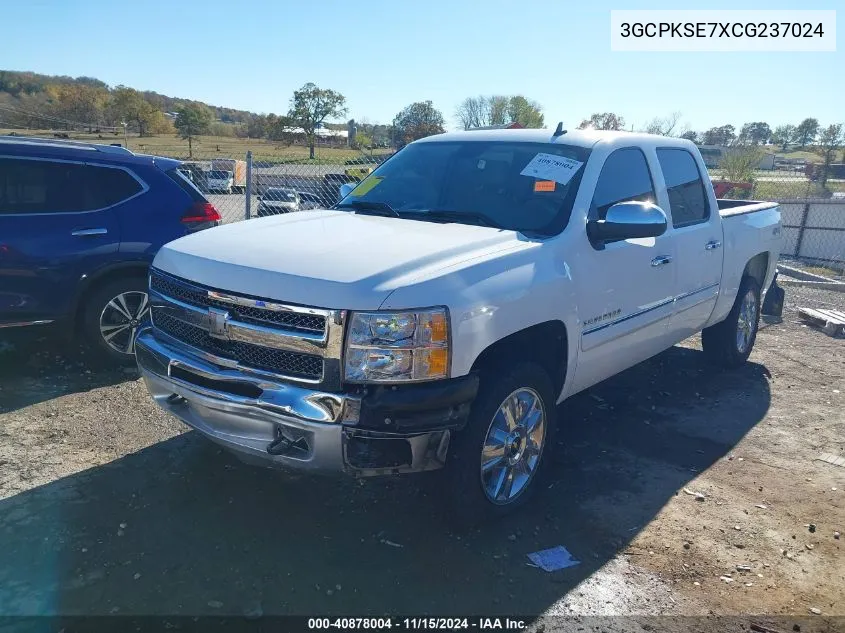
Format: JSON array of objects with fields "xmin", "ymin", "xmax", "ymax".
[
  {"xmin": 651, "ymin": 255, "xmax": 672, "ymax": 267},
  {"xmin": 71, "ymin": 228, "xmax": 108, "ymax": 236},
  {"xmin": 705, "ymin": 240, "xmax": 722, "ymax": 250}
]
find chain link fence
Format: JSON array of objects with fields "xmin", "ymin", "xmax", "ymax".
[{"xmin": 122, "ymin": 139, "xmax": 845, "ymax": 274}]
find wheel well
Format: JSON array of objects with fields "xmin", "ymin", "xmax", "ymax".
[
  {"xmin": 743, "ymin": 252, "xmax": 769, "ymax": 288},
  {"xmin": 72, "ymin": 264, "xmax": 149, "ymax": 332},
  {"xmin": 470, "ymin": 321, "xmax": 568, "ymax": 396}
]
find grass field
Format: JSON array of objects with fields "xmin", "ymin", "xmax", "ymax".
[{"xmin": 0, "ymin": 128, "xmax": 392, "ymax": 164}]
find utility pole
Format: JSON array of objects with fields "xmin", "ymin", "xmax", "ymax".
[{"xmin": 121, "ymin": 121, "xmax": 128, "ymax": 149}]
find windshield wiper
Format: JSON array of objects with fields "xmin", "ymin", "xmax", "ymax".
[
  {"xmin": 414, "ymin": 209, "xmax": 504, "ymax": 229},
  {"xmin": 336, "ymin": 200, "xmax": 400, "ymax": 218}
]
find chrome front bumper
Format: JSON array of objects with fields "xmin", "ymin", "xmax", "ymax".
[{"xmin": 135, "ymin": 328, "xmax": 451, "ymax": 474}]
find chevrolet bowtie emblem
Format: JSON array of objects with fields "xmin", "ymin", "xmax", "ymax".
[{"xmin": 208, "ymin": 307, "xmax": 230, "ymax": 340}]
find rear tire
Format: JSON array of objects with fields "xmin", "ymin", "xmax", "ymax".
[
  {"xmin": 81, "ymin": 276, "xmax": 149, "ymax": 365},
  {"xmin": 701, "ymin": 276, "xmax": 761, "ymax": 368},
  {"xmin": 446, "ymin": 362, "xmax": 556, "ymax": 525}
]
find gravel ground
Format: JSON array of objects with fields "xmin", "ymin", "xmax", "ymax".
[{"xmin": 0, "ymin": 291, "xmax": 843, "ymax": 626}]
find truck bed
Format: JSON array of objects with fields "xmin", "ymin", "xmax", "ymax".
[{"xmin": 717, "ymin": 199, "xmax": 779, "ymax": 218}]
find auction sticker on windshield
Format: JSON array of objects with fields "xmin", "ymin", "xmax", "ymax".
[
  {"xmin": 520, "ymin": 153, "xmax": 583, "ymax": 185},
  {"xmin": 349, "ymin": 176, "xmax": 383, "ymax": 196}
]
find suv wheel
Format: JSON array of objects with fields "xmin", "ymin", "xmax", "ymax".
[{"xmin": 82, "ymin": 276, "xmax": 149, "ymax": 364}]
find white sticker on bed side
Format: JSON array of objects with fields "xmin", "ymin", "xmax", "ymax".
[{"xmin": 520, "ymin": 153, "xmax": 583, "ymax": 185}]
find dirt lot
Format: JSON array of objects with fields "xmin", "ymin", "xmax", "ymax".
[{"xmin": 0, "ymin": 292, "xmax": 843, "ymax": 628}]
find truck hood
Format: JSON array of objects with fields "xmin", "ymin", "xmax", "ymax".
[{"xmin": 153, "ymin": 210, "xmax": 528, "ymax": 310}]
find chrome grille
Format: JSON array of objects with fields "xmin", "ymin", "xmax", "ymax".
[
  {"xmin": 150, "ymin": 270, "xmax": 326, "ymax": 334},
  {"xmin": 148, "ymin": 268, "xmax": 344, "ymax": 388},
  {"xmin": 154, "ymin": 312, "xmax": 323, "ymax": 380}
]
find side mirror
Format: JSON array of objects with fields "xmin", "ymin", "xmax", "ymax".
[
  {"xmin": 339, "ymin": 183, "xmax": 355, "ymax": 199},
  {"xmin": 587, "ymin": 201, "xmax": 667, "ymax": 246}
]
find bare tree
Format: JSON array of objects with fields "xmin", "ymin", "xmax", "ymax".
[
  {"xmin": 455, "ymin": 94, "xmax": 544, "ymax": 129},
  {"xmin": 643, "ymin": 111, "xmax": 682, "ymax": 137}
]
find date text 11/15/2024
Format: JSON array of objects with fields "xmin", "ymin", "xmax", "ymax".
[{"xmin": 307, "ymin": 617, "xmax": 528, "ymax": 630}]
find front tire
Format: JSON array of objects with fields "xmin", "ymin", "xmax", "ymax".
[
  {"xmin": 701, "ymin": 276, "xmax": 761, "ymax": 368},
  {"xmin": 446, "ymin": 362, "xmax": 556, "ymax": 524},
  {"xmin": 82, "ymin": 276, "xmax": 149, "ymax": 365}
]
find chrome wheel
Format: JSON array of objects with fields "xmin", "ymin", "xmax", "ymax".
[
  {"xmin": 736, "ymin": 290, "xmax": 758, "ymax": 354},
  {"xmin": 99, "ymin": 291, "xmax": 149, "ymax": 355},
  {"xmin": 480, "ymin": 387, "xmax": 546, "ymax": 505}
]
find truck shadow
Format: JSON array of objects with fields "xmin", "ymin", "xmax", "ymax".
[
  {"xmin": 0, "ymin": 345, "xmax": 770, "ymax": 617},
  {"xmin": 0, "ymin": 328, "xmax": 135, "ymax": 414}
]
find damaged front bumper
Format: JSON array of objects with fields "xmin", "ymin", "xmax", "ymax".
[{"xmin": 134, "ymin": 327, "xmax": 478, "ymax": 475}]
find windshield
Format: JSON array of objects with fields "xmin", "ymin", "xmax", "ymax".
[
  {"xmin": 207, "ymin": 170, "xmax": 231, "ymax": 179},
  {"xmin": 264, "ymin": 189, "xmax": 297, "ymax": 201},
  {"xmin": 337, "ymin": 140, "xmax": 590, "ymax": 234}
]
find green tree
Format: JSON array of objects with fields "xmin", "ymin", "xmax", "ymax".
[
  {"xmin": 701, "ymin": 124, "xmax": 736, "ymax": 146},
  {"xmin": 772, "ymin": 124, "xmax": 797, "ymax": 151},
  {"xmin": 288, "ymin": 83, "xmax": 347, "ymax": 159},
  {"xmin": 719, "ymin": 146, "xmax": 764, "ymax": 198},
  {"xmin": 577, "ymin": 112, "xmax": 625, "ymax": 131},
  {"xmin": 737, "ymin": 122, "xmax": 771, "ymax": 145},
  {"xmin": 109, "ymin": 86, "xmax": 159, "ymax": 137},
  {"xmin": 392, "ymin": 101, "xmax": 445, "ymax": 147},
  {"xmin": 48, "ymin": 83, "xmax": 109, "ymax": 131},
  {"xmin": 680, "ymin": 130, "xmax": 699, "ymax": 143},
  {"xmin": 815, "ymin": 123, "xmax": 844, "ymax": 190},
  {"xmin": 506, "ymin": 96, "xmax": 544, "ymax": 128},
  {"xmin": 795, "ymin": 118, "xmax": 819, "ymax": 147},
  {"xmin": 174, "ymin": 103, "xmax": 212, "ymax": 157}
]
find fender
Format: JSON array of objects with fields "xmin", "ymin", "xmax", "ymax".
[{"xmin": 69, "ymin": 258, "xmax": 153, "ymax": 328}]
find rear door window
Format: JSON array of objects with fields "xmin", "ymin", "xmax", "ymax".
[
  {"xmin": 656, "ymin": 148, "xmax": 710, "ymax": 227},
  {"xmin": 590, "ymin": 148, "xmax": 656, "ymax": 220},
  {"xmin": 88, "ymin": 165, "xmax": 143, "ymax": 208}
]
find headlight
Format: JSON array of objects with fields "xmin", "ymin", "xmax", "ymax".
[{"xmin": 344, "ymin": 308, "xmax": 449, "ymax": 383}]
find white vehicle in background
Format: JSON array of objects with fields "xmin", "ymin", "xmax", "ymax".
[
  {"xmin": 210, "ymin": 158, "xmax": 247, "ymax": 193},
  {"xmin": 136, "ymin": 128, "xmax": 782, "ymax": 523},
  {"xmin": 205, "ymin": 169, "xmax": 234, "ymax": 194},
  {"xmin": 256, "ymin": 187, "xmax": 300, "ymax": 216}
]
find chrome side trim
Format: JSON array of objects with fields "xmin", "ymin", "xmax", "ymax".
[
  {"xmin": 583, "ymin": 297, "xmax": 674, "ymax": 335},
  {"xmin": 582, "ymin": 282, "xmax": 720, "ymax": 336},
  {"xmin": 0, "ymin": 319, "xmax": 55, "ymax": 329}
]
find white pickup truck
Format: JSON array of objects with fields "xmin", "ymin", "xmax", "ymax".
[{"xmin": 136, "ymin": 128, "xmax": 782, "ymax": 520}]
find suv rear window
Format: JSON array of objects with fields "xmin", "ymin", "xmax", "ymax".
[{"xmin": 166, "ymin": 168, "xmax": 206, "ymax": 202}]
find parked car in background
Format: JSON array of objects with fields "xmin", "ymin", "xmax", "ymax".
[
  {"xmin": 256, "ymin": 187, "xmax": 300, "ymax": 216},
  {"xmin": 210, "ymin": 158, "xmax": 246, "ymax": 193},
  {"xmin": 137, "ymin": 128, "xmax": 782, "ymax": 521},
  {"xmin": 297, "ymin": 191, "xmax": 324, "ymax": 210},
  {"xmin": 206, "ymin": 170, "xmax": 234, "ymax": 193},
  {"xmin": 0, "ymin": 137, "xmax": 220, "ymax": 363}
]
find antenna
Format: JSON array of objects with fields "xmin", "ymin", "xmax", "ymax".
[{"xmin": 553, "ymin": 122, "xmax": 566, "ymax": 137}]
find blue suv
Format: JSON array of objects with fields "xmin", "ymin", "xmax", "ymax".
[{"xmin": 0, "ymin": 137, "xmax": 221, "ymax": 363}]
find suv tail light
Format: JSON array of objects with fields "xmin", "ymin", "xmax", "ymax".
[{"xmin": 181, "ymin": 202, "xmax": 221, "ymax": 228}]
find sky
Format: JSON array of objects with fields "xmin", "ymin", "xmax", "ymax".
[{"xmin": 0, "ymin": 0, "xmax": 841, "ymax": 133}]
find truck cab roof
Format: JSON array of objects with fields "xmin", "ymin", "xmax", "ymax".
[{"xmin": 415, "ymin": 128, "xmax": 696, "ymax": 153}]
